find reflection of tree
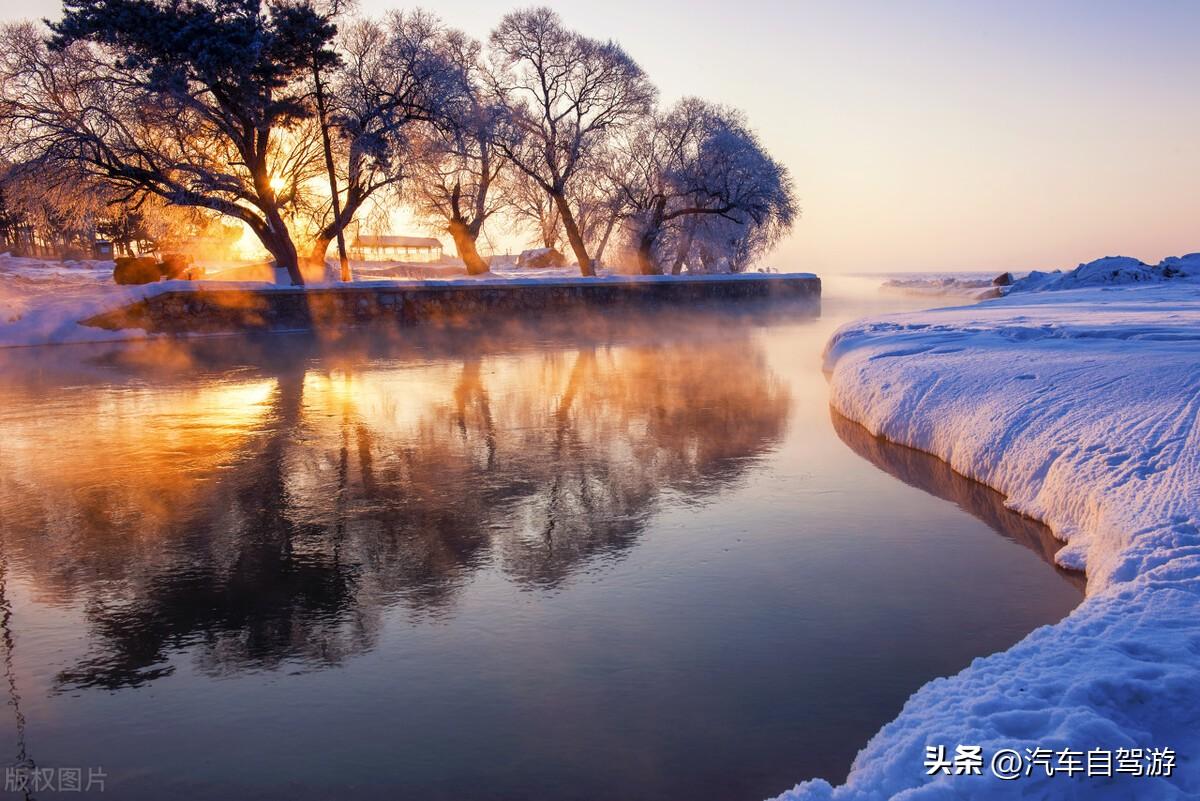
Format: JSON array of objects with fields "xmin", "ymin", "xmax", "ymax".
[
  {"xmin": 830, "ymin": 410, "xmax": 1085, "ymax": 591},
  {"xmin": 0, "ymin": 546, "xmax": 36, "ymax": 797},
  {"xmin": 55, "ymin": 368, "xmax": 379, "ymax": 689},
  {"xmin": 0, "ymin": 329, "xmax": 790, "ymax": 689}
]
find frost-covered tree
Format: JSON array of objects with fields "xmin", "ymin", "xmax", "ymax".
[
  {"xmin": 614, "ymin": 98, "xmax": 796, "ymax": 275},
  {"xmin": 489, "ymin": 7, "xmax": 655, "ymax": 276},
  {"xmin": 407, "ymin": 27, "xmax": 505, "ymax": 275},
  {"xmin": 0, "ymin": 2, "xmax": 341, "ymax": 285},
  {"xmin": 0, "ymin": 159, "xmax": 108, "ymax": 256},
  {"xmin": 505, "ymin": 168, "xmax": 562, "ymax": 252},
  {"xmin": 307, "ymin": 10, "xmax": 457, "ymax": 268},
  {"xmin": 571, "ymin": 155, "xmax": 631, "ymax": 268},
  {"xmin": 0, "ymin": 179, "xmax": 21, "ymax": 253},
  {"xmin": 686, "ymin": 206, "xmax": 792, "ymax": 273}
]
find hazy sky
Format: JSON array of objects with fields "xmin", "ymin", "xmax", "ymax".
[{"xmin": 6, "ymin": 0, "xmax": 1199, "ymax": 273}]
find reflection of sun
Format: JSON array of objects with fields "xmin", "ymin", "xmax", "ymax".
[
  {"xmin": 306, "ymin": 371, "xmax": 360, "ymax": 413},
  {"xmin": 0, "ymin": 377, "xmax": 279, "ymax": 536},
  {"xmin": 101, "ymin": 378, "xmax": 278, "ymax": 462},
  {"xmin": 207, "ymin": 379, "xmax": 278, "ymax": 430}
]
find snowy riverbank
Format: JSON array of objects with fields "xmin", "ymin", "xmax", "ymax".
[
  {"xmin": 777, "ymin": 264, "xmax": 1200, "ymax": 798},
  {"xmin": 0, "ymin": 253, "xmax": 812, "ymax": 347}
]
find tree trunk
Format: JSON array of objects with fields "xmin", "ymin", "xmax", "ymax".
[
  {"xmin": 632, "ymin": 216, "xmax": 664, "ymax": 275},
  {"xmin": 594, "ymin": 213, "xmax": 618, "ymax": 267},
  {"xmin": 448, "ymin": 219, "xmax": 489, "ymax": 275},
  {"xmin": 313, "ymin": 64, "xmax": 350, "ymax": 282},
  {"xmin": 541, "ymin": 199, "xmax": 562, "ymax": 250},
  {"xmin": 278, "ymin": 249, "xmax": 304, "ymax": 286},
  {"xmin": 274, "ymin": 242, "xmax": 304, "ymax": 286},
  {"xmin": 671, "ymin": 222, "xmax": 696, "ymax": 275},
  {"xmin": 552, "ymin": 192, "xmax": 594, "ymax": 277},
  {"xmin": 261, "ymin": 228, "xmax": 303, "ymax": 286},
  {"xmin": 310, "ymin": 236, "xmax": 333, "ymax": 267},
  {"xmin": 634, "ymin": 231, "xmax": 661, "ymax": 276},
  {"xmin": 255, "ymin": 168, "xmax": 304, "ymax": 286}
]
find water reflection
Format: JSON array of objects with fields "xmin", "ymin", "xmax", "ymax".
[
  {"xmin": 0, "ymin": 304, "xmax": 1089, "ymax": 801},
  {"xmin": 0, "ymin": 324, "xmax": 790, "ymax": 690},
  {"xmin": 830, "ymin": 410, "xmax": 1086, "ymax": 591}
]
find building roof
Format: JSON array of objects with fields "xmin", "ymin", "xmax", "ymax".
[{"xmin": 353, "ymin": 235, "xmax": 443, "ymax": 249}]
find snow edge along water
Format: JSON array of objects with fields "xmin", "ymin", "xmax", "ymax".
[{"xmin": 774, "ymin": 268, "xmax": 1200, "ymax": 799}]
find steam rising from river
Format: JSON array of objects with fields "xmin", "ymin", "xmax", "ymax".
[{"xmin": 0, "ymin": 311, "xmax": 792, "ymax": 687}]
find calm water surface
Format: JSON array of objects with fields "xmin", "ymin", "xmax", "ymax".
[{"xmin": 0, "ymin": 286, "xmax": 1081, "ymax": 800}]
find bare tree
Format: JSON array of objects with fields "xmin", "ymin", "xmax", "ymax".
[
  {"xmin": 614, "ymin": 98, "xmax": 796, "ymax": 274},
  {"xmin": 505, "ymin": 168, "xmax": 562, "ymax": 252},
  {"xmin": 0, "ymin": 2, "xmax": 340, "ymax": 285},
  {"xmin": 0, "ymin": 159, "xmax": 109, "ymax": 256},
  {"xmin": 301, "ymin": 0, "xmax": 352, "ymax": 280},
  {"xmin": 570, "ymin": 155, "xmax": 630, "ymax": 268},
  {"xmin": 408, "ymin": 28, "xmax": 505, "ymax": 275},
  {"xmin": 307, "ymin": 11, "xmax": 455, "ymax": 268},
  {"xmin": 488, "ymin": 7, "xmax": 654, "ymax": 276}
]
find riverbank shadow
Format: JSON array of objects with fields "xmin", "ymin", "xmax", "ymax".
[{"xmin": 830, "ymin": 409, "xmax": 1086, "ymax": 593}]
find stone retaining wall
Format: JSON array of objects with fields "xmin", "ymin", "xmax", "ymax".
[{"xmin": 83, "ymin": 274, "xmax": 821, "ymax": 335}]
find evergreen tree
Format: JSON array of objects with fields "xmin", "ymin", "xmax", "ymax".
[{"xmin": 31, "ymin": 0, "xmax": 338, "ymax": 284}]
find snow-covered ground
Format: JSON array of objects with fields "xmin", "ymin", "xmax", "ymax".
[
  {"xmin": 1006, "ymin": 254, "xmax": 1197, "ymax": 294},
  {"xmin": 0, "ymin": 254, "xmax": 185, "ymax": 347},
  {"xmin": 778, "ymin": 259, "xmax": 1200, "ymax": 799}
]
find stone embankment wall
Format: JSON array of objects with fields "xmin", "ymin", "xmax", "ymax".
[{"xmin": 84, "ymin": 274, "xmax": 821, "ymax": 335}]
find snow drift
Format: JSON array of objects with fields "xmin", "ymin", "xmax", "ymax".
[
  {"xmin": 776, "ymin": 276, "xmax": 1200, "ymax": 798},
  {"xmin": 1006, "ymin": 253, "xmax": 1199, "ymax": 294}
]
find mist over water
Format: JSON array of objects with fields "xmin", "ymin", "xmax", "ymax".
[{"xmin": 0, "ymin": 296, "xmax": 1079, "ymax": 800}]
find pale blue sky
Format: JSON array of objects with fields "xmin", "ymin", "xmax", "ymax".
[{"xmin": 7, "ymin": 1, "xmax": 1199, "ymax": 273}]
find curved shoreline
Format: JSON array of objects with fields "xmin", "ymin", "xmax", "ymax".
[
  {"xmin": 776, "ymin": 283, "xmax": 1200, "ymax": 799},
  {"xmin": 829, "ymin": 410, "xmax": 1085, "ymax": 593}
]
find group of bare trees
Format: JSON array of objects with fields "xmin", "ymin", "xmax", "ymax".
[{"xmin": 0, "ymin": 1, "xmax": 796, "ymax": 285}]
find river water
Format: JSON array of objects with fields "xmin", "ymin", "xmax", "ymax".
[{"xmin": 0, "ymin": 284, "xmax": 1081, "ymax": 800}]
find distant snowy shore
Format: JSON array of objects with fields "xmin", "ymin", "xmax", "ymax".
[
  {"xmin": 778, "ymin": 256, "xmax": 1200, "ymax": 799},
  {"xmin": 870, "ymin": 253, "xmax": 1200, "ymax": 301},
  {"xmin": 874, "ymin": 271, "xmax": 1008, "ymax": 300}
]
